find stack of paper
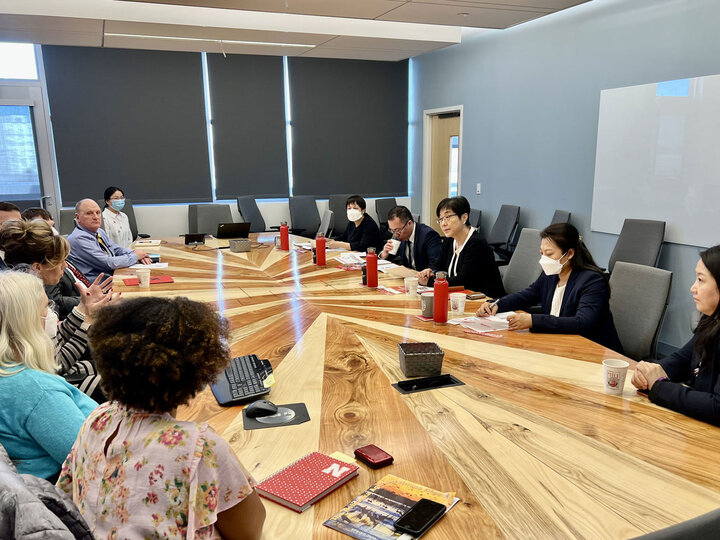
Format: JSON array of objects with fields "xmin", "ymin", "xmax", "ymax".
[{"xmin": 448, "ymin": 313, "xmax": 511, "ymax": 333}]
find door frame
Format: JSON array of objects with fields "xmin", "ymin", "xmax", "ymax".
[{"xmin": 421, "ymin": 105, "xmax": 463, "ymax": 226}]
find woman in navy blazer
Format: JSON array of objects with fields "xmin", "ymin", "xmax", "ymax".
[
  {"xmin": 632, "ymin": 245, "xmax": 720, "ymax": 425},
  {"xmin": 478, "ymin": 223, "xmax": 623, "ymax": 352}
]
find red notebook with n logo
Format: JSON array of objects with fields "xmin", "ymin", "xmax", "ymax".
[{"xmin": 256, "ymin": 452, "xmax": 359, "ymax": 513}]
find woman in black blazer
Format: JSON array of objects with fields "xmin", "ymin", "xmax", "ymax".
[
  {"xmin": 418, "ymin": 196, "xmax": 505, "ymax": 299},
  {"xmin": 632, "ymin": 245, "xmax": 720, "ymax": 425},
  {"xmin": 478, "ymin": 222, "xmax": 623, "ymax": 352}
]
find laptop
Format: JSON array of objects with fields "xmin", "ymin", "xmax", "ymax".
[{"xmin": 217, "ymin": 222, "xmax": 251, "ymax": 239}]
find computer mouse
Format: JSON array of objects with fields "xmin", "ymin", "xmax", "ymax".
[{"xmin": 245, "ymin": 399, "xmax": 278, "ymax": 418}]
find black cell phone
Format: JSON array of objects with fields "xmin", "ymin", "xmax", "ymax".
[{"xmin": 394, "ymin": 498, "xmax": 446, "ymax": 536}]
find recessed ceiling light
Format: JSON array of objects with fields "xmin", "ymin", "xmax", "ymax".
[{"xmin": 103, "ymin": 33, "xmax": 315, "ymax": 49}]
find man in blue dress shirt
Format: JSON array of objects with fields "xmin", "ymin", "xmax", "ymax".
[
  {"xmin": 379, "ymin": 205, "xmax": 442, "ymax": 271},
  {"xmin": 67, "ymin": 199, "xmax": 151, "ymax": 281}
]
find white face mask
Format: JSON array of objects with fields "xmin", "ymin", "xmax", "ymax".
[
  {"xmin": 347, "ymin": 208, "xmax": 363, "ymax": 222},
  {"xmin": 43, "ymin": 309, "xmax": 59, "ymax": 338},
  {"xmin": 539, "ymin": 252, "xmax": 567, "ymax": 276}
]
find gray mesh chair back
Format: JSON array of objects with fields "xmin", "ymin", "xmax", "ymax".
[
  {"xmin": 608, "ymin": 218, "xmax": 666, "ymax": 273},
  {"xmin": 609, "ymin": 262, "xmax": 672, "ymax": 360},
  {"xmin": 551, "ymin": 209, "xmax": 571, "ymax": 224},
  {"xmin": 375, "ymin": 197, "xmax": 398, "ymax": 227},
  {"xmin": 469, "ymin": 208, "xmax": 482, "ymax": 229},
  {"xmin": 328, "ymin": 194, "xmax": 350, "ymax": 237},
  {"xmin": 631, "ymin": 508, "xmax": 720, "ymax": 539},
  {"xmin": 289, "ymin": 196, "xmax": 321, "ymax": 237},
  {"xmin": 502, "ymin": 228, "xmax": 542, "ymax": 295},
  {"xmin": 487, "ymin": 205, "xmax": 520, "ymax": 249},
  {"xmin": 188, "ymin": 204, "xmax": 233, "ymax": 235},
  {"xmin": 236, "ymin": 196, "xmax": 267, "ymax": 233},
  {"xmin": 59, "ymin": 209, "xmax": 77, "ymax": 236},
  {"xmin": 319, "ymin": 209, "xmax": 334, "ymax": 238}
]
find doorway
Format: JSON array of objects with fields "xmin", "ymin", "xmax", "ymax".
[{"xmin": 422, "ymin": 106, "xmax": 462, "ymax": 233}]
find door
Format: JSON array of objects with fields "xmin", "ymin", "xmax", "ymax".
[{"xmin": 429, "ymin": 113, "xmax": 460, "ymax": 233}]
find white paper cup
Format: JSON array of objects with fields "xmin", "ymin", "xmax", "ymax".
[
  {"xmin": 450, "ymin": 292, "xmax": 466, "ymax": 317},
  {"xmin": 389, "ymin": 239, "xmax": 401, "ymax": 255},
  {"xmin": 602, "ymin": 358, "xmax": 629, "ymax": 395},
  {"xmin": 404, "ymin": 277, "xmax": 419, "ymax": 297},
  {"xmin": 136, "ymin": 268, "xmax": 151, "ymax": 288},
  {"xmin": 420, "ymin": 292, "xmax": 434, "ymax": 318}
]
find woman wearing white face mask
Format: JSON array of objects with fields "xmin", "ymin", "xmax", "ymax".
[
  {"xmin": 326, "ymin": 195, "xmax": 383, "ymax": 253},
  {"xmin": 0, "ymin": 271, "xmax": 99, "ymax": 481},
  {"xmin": 0, "ymin": 219, "xmax": 116, "ymax": 401},
  {"xmin": 102, "ymin": 185, "xmax": 133, "ymax": 248},
  {"xmin": 477, "ymin": 223, "xmax": 623, "ymax": 352}
]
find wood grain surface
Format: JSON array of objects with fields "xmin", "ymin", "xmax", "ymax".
[{"xmin": 113, "ymin": 235, "xmax": 720, "ymax": 539}]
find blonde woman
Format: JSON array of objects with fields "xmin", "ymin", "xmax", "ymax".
[{"xmin": 0, "ymin": 271, "xmax": 99, "ymax": 481}]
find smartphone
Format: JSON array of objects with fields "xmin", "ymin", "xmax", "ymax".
[
  {"xmin": 466, "ymin": 292, "xmax": 486, "ymax": 300},
  {"xmin": 394, "ymin": 498, "xmax": 446, "ymax": 536},
  {"xmin": 354, "ymin": 444, "xmax": 394, "ymax": 469}
]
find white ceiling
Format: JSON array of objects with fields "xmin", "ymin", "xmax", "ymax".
[{"xmin": 0, "ymin": 0, "xmax": 590, "ymax": 61}]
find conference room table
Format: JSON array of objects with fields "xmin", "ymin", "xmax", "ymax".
[{"xmin": 113, "ymin": 234, "xmax": 720, "ymax": 539}]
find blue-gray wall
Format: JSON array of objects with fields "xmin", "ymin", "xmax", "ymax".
[{"xmin": 410, "ymin": 0, "xmax": 720, "ymax": 350}]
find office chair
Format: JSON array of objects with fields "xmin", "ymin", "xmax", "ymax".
[
  {"xmin": 289, "ymin": 196, "xmax": 321, "ymax": 237},
  {"xmin": 375, "ymin": 198, "xmax": 398, "ymax": 226},
  {"xmin": 58, "ymin": 209, "xmax": 78, "ymax": 236},
  {"xmin": 609, "ymin": 262, "xmax": 673, "ymax": 360},
  {"xmin": 328, "ymin": 194, "xmax": 351, "ymax": 238},
  {"xmin": 319, "ymin": 209, "xmax": 334, "ymax": 238},
  {"xmin": 608, "ymin": 218, "xmax": 666, "ymax": 273},
  {"xmin": 188, "ymin": 204, "xmax": 233, "ymax": 235},
  {"xmin": 487, "ymin": 204, "xmax": 520, "ymax": 265},
  {"xmin": 412, "ymin": 213, "xmax": 420, "ymax": 224},
  {"xmin": 236, "ymin": 196, "xmax": 268, "ymax": 233},
  {"xmin": 469, "ymin": 208, "xmax": 482, "ymax": 229},
  {"xmin": 550, "ymin": 209, "xmax": 571, "ymax": 225},
  {"xmin": 502, "ymin": 228, "xmax": 542, "ymax": 295}
]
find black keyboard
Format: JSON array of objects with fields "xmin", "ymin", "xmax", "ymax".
[{"xmin": 224, "ymin": 355, "xmax": 273, "ymax": 401}]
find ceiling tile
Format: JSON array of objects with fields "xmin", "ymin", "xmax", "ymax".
[
  {"xmin": 378, "ymin": 2, "xmax": 550, "ymax": 28},
  {"xmin": 0, "ymin": 14, "xmax": 102, "ymax": 46}
]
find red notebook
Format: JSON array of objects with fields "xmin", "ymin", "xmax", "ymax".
[
  {"xmin": 122, "ymin": 275, "xmax": 175, "ymax": 286},
  {"xmin": 256, "ymin": 452, "xmax": 359, "ymax": 513}
]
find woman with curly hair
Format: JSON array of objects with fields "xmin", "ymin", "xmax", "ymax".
[{"xmin": 57, "ymin": 297, "xmax": 265, "ymax": 540}]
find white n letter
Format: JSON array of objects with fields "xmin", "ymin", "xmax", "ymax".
[{"xmin": 322, "ymin": 464, "xmax": 350, "ymax": 478}]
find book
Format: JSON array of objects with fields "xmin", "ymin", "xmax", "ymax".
[
  {"xmin": 122, "ymin": 275, "xmax": 175, "ymax": 286},
  {"xmin": 323, "ymin": 474, "xmax": 458, "ymax": 540},
  {"xmin": 256, "ymin": 452, "xmax": 359, "ymax": 513}
]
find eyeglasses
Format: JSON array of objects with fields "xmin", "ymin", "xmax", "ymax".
[
  {"xmin": 389, "ymin": 221, "xmax": 410, "ymax": 235},
  {"xmin": 436, "ymin": 214, "xmax": 458, "ymax": 225}
]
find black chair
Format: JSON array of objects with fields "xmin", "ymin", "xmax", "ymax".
[
  {"xmin": 469, "ymin": 208, "xmax": 482, "ymax": 229},
  {"xmin": 188, "ymin": 204, "xmax": 233, "ymax": 235},
  {"xmin": 487, "ymin": 204, "xmax": 520, "ymax": 265},
  {"xmin": 328, "ymin": 194, "xmax": 351, "ymax": 238},
  {"xmin": 288, "ymin": 196, "xmax": 321, "ymax": 237},
  {"xmin": 236, "ymin": 196, "xmax": 268, "ymax": 233},
  {"xmin": 608, "ymin": 218, "xmax": 666, "ymax": 273},
  {"xmin": 375, "ymin": 198, "xmax": 397, "ymax": 227},
  {"xmin": 550, "ymin": 209, "xmax": 571, "ymax": 224},
  {"xmin": 95, "ymin": 198, "xmax": 149, "ymax": 239}
]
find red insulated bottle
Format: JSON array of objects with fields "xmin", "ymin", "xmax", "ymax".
[
  {"xmin": 316, "ymin": 232, "xmax": 326, "ymax": 266},
  {"xmin": 280, "ymin": 221, "xmax": 289, "ymax": 251},
  {"xmin": 433, "ymin": 271, "xmax": 449, "ymax": 324},
  {"xmin": 366, "ymin": 247, "xmax": 378, "ymax": 288}
]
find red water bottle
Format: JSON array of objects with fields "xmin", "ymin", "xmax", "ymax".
[
  {"xmin": 366, "ymin": 247, "xmax": 378, "ymax": 288},
  {"xmin": 280, "ymin": 221, "xmax": 289, "ymax": 251},
  {"xmin": 316, "ymin": 232, "xmax": 326, "ymax": 266},
  {"xmin": 433, "ymin": 271, "xmax": 449, "ymax": 324}
]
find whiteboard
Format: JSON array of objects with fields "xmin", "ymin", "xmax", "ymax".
[{"xmin": 591, "ymin": 75, "xmax": 720, "ymax": 248}]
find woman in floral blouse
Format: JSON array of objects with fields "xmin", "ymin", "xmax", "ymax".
[{"xmin": 57, "ymin": 296, "xmax": 266, "ymax": 540}]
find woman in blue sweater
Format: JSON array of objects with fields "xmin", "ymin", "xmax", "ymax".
[
  {"xmin": 477, "ymin": 223, "xmax": 623, "ymax": 352},
  {"xmin": 632, "ymin": 245, "xmax": 720, "ymax": 425},
  {"xmin": 0, "ymin": 271, "xmax": 99, "ymax": 481}
]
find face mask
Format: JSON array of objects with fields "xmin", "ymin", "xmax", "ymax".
[
  {"xmin": 111, "ymin": 199, "xmax": 126, "ymax": 211},
  {"xmin": 43, "ymin": 309, "xmax": 59, "ymax": 339},
  {"xmin": 347, "ymin": 208, "xmax": 363, "ymax": 222},
  {"xmin": 539, "ymin": 252, "xmax": 567, "ymax": 276}
]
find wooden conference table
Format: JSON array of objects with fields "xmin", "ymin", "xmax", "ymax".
[{"xmin": 113, "ymin": 234, "xmax": 720, "ymax": 539}]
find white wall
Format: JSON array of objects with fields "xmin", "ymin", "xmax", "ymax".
[{"xmin": 132, "ymin": 197, "xmax": 412, "ymax": 238}]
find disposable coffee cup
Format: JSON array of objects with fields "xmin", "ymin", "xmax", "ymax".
[
  {"xmin": 420, "ymin": 292, "xmax": 434, "ymax": 318},
  {"xmin": 388, "ymin": 239, "xmax": 401, "ymax": 256},
  {"xmin": 136, "ymin": 268, "xmax": 151, "ymax": 288},
  {"xmin": 450, "ymin": 292, "xmax": 466, "ymax": 317},
  {"xmin": 404, "ymin": 277, "xmax": 419, "ymax": 297},
  {"xmin": 602, "ymin": 358, "xmax": 629, "ymax": 395}
]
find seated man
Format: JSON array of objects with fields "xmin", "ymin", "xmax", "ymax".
[
  {"xmin": 379, "ymin": 205, "xmax": 442, "ymax": 271},
  {"xmin": 67, "ymin": 199, "xmax": 150, "ymax": 281},
  {"xmin": 21, "ymin": 206, "xmax": 60, "ymax": 235}
]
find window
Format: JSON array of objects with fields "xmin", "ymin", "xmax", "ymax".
[
  {"xmin": 0, "ymin": 43, "xmax": 38, "ymax": 80},
  {"xmin": 0, "ymin": 106, "xmax": 42, "ymax": 200}
]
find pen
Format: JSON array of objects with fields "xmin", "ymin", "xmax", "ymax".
[{"xmin": 487, "ymin": 298, "xmax": 500, "ymax": 309}]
